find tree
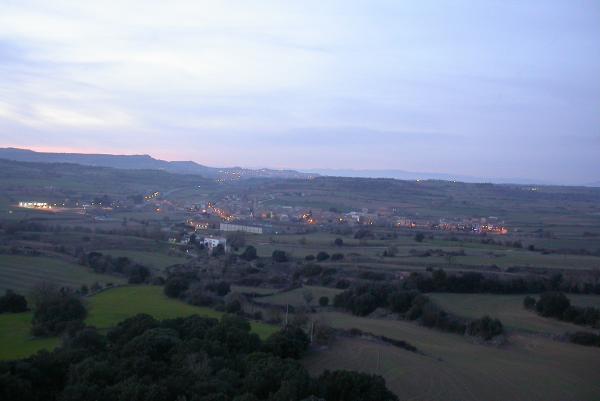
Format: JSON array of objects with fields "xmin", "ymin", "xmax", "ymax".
[
  {"xmin": 31, "ymin": 291, "xmax": 87, "ymax": 336},
  {"xmin": 318, "ymin": 296, "xmax": 329, "ymax": 307},
  {"xmin": 0, "ymin": 290, "xmax": 28, "ymax": 313},
  {"xmin": 334, "ymin": 238, "xmax": 344, "ymax": 247},
  {"xmin": 414, "ymin": 233, "xmax": 425, "ymax": 243},
  {"xmin": 241, "ymin": 245, "xmax": 258, "ymax": 261},
  {"xmin": 227, "ymin": 231, "xmax": 247, "ymax": 250},
  {"xmin": 317, "ymin": 370, "xmax": 398, "ymax": 401},
  {"xmin": 272, "ymin": 250, "xmax": 288, "ymax": 263},
  {"xmin": 523, "ymin": 295, "xmax": 536, "ymax": 309},
  {"xmin": 164, "ymin": 276, "xmax": 189, "ymax": 298},
  {"xmin": 302, "ymin": 290, "xmax": 314, "ymax": 306},
  {"xmin": 316, "ymin": 252, "xmax": 330, "ymax": 261},
  {"xmin": 331, "ymin": 253, "xmax": 344, "ymax": 261},
  {"xmin": 263, "ymin": 326, "xmax": 310, "ymax": 359},
  {"xmin": 536, "ymin": 292, "xmax": 570, "ymax": 318}
]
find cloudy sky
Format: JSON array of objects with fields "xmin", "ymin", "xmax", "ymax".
[{"xmin": 0, "ymin": 0, "xmax": 599, "ymax": 184}]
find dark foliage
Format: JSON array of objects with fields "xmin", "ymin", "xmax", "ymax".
[
  {"xmin": 0, "ymin": 314, "xmax": 396, "ymax": 401},
  {"xmin": 32, "ymin": 292, "xmax": 87, "ymax": 336},
  {"xmin": 466, "ymin": 316, "xmax": 503, "ymax": 340},
  {"xmin": 272, "ymin": 250, "xmax": 288, "ymax": 263},
  {"xmin": 527, "ymin": 292, "xmax": 600, "ymax": 328},
  {"xmin": 318, "ymin": 296, "xmax": 329, "ymax": 307},
  {"xmin": 569, "ymin": 332, "xmax": 600, "ymax": 347},
  {"xmin": 263, "ymin": 326, "xmax": 310, "ymax": 359},
  {"xmin": 241, "ymin": 245, "xmax": 258, "ymax": 261},
  {"xmin": 316, "ymin": 370, "xmax": 398, "ymax": 401},
  {"xmin": 316, "ymin": 252, "xmax": 330, "ymax": 262},
  {"xmin": 82, "ymin": 252, "xmax": 151, "ymax": 283},
  {"xmin": 0, "ymin": 290, "xmax": 28, "ymax": 313}
]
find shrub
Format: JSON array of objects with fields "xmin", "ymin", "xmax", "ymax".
[
  {"xmin": 318, "ymin": 296, "xmax": 329, "ymax": 307},
  {"xmin": 523, "ymin": 295, "xmax": 536, "ymax": 309},
  {"xmin": 316, "ymin": 252, "xmax": 330, "ymax": 261},
  {"xmin": 0, "ymin": 290, "xmax": 28, "ymax": 313},
  {"xmin": 272, "ymin": 250, "xmax": 288, "ymax": 263}
]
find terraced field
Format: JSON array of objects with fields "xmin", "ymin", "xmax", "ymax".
[
  {"xmin": 306, "ymin": 312, "xmax": 600, "ymax": 401},
  {"xmin": 0, "ymin": 255, "xmax": 126, "ymax": 294}
]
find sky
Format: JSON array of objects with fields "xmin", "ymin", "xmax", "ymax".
[{"xmin": 0, "ymin": 0, "xmax": 599, "ymax": 184}]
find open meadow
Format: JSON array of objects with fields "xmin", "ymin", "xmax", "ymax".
[{"xmin": 0, "ymin": 286, "xmax": 278, "ymax": 360}]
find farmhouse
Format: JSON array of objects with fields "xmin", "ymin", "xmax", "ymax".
[{"xmin": 203, "ymin": 236, "xmax": 227, "ymax": 253}]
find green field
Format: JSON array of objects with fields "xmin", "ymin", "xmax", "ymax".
[
  {"xmin": 0, "ymin": 286, "xmax": 278, "ymax": 360},
  {"xmin": 96, "ymin": 249, "xmax": 186, "ymax": 271},
  {"xmin": 307, "ymin": 311, "xmax": 600, "ymax": 401},
  {"xmin": 0, "ymin": 255, "xmax": 126, "ymax": 294},
  {"xmin": 429, "ymin": 293, "xmax": 600, "ymax": 335},
  {"xmin": 260, "ymin": 286, "xmax": 343, "ymax": 307}
]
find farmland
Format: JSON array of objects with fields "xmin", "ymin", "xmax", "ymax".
[
  {"xmin": 0, "ymin": 286, "xmax": 278, "ymax": 360},
  {"xmin": 0, "ymin": 255, "xmax": 126, "ymax": 294},
  {"xmin": 305, "ymin": 312, "xmax": 600, "ymax": 401},
  {"xmin": 429, "ymin": 293, "xmax": 600, "ymax": 335}
]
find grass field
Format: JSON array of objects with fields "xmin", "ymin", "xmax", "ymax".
[
  {"xmin": 429, "ymin": 293, "xmax": 600, "ymax": 335},
  {"xmin": 307, "ymin": 311, "xmax": 600, "ymax": 401},
  {"xmin": 0, "ymin": 286, "xmax": 278, "ymax": 360},
  {"xmin": 96, "ymin": 249, "xmax": 186, "ymax": 271},
  {"xmin": 260, "ymin": 286, "xmax": 343, "ymax": 307},
  {"xmin": 0, "ymin": 255, "xmax": 126, "ymax": 294}
]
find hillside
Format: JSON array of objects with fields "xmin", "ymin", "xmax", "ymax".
[{"xmin": 0, "ymin": 148, "xmax": 315, "ymax": 180}]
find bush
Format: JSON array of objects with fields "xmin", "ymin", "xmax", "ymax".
[
  {"xmin": 535, "ymin": 292, "xmax": 570, "ymax": 318},
  {"xmin": 32, "ymin": 292, "xmax": 87, "ymax": 336},
  {"xmin": 331, "ymin": 253, "xmax": 344, "ymax": 261},
  {"xmin": 317, "ymin": 370, "xmax": 398, "ymax": 401},
  {"xmin": 414, "ymin": 233, "xmax": 425, "ymax": 242},
  {"xmin": 316, "ymin": 252, "xmax": 330, "ymax": 261},
  {"xmin": 0, "ymin": 290, "xmax": 28, "ymax": 313},
  {"xmin": 466, "ymin": 315, "xmax": 504, "ymax": 340},
  {"xmin": 318, "ymin": 296, "xmax": 329, "ymax": 307},
  {"xmin": 164, "ymin": 276, "xmax": 190, "ymax": 298},
  {"xmin": 263, "ymin": 326, "xmax": 310, "ymax": 359},
  {"xmin": 272, "ymin": 250, "xmax": 288, "ymax": 263},
  {"xmin": 569, "ymin": 331, "xmax": 600, "ymax": 347},
  {"xmin": 523, "ymin": 295, "xmax": 536, "ymax": 309},
  {"xmin": 334, "ymin": 238, "xmax": 344, "ymax": 246},
  {"xmin": 241, "ymin": 245, "xmax": 258, "ymax": 261}
]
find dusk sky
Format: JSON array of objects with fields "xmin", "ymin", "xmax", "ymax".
[{"xmin": 0, "ymin": 1, "xmax": 599, "ymax": 184}]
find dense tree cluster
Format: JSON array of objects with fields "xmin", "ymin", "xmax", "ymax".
[
  {"xmin": 569, "ymin": 332, "xmax": 600, "ymax": 347},
  {"xmin": 407, "ymin": 270, "xmax": 600, "ymax": 295},
  {"xmin": 164, "ymin": 273, "xmax": 232, "ymax": 307},
  {"xmin": 31, "ymin": 289, "xmax": 87, "ymax": 336},
  {"xmin": 81, "ymin": 252, "xmax": 151, "ymax": 284},
  {"xmin": 334, "ymin": 284, "xmax": 503, "ymax": 339},
  {"xmin": 525, "ymin": 292, "xmax": 600, "ymax": 328},
  {"xmin": 0, "ymin": 314, "xmax": 397, "ymax": 401},
  {"xmin": 0, "ymin": 290, "xmax": 28, "ymax": 313}
]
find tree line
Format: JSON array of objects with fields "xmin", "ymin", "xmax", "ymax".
[
  {"xmin": 0, "ymin": 313, "xmax": 398, "ymax": 401},
  {"xmin": 334, "ymin": 284, "xmax": 503, "ymax": 340}
]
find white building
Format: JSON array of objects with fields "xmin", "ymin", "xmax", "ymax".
[
  {"xmin": 203, "ymin": 237, "xmax": 227, "ymax": 253},
  {"xmin": 220, "ymin": 223, "xmax": 263, "ymax": 234}
]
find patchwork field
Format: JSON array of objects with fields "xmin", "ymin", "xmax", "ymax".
[
  {"xmin": 0, "ymin": 286, "xmax": 279, "ymax": 360},
  {"xmin": 306, "ymin": 312, "xmax": 600, "ymax": 401},
  {"xmin": 260, "ymin": 285, "xmax": 343, "ymax": 307},
  {"xmin": 429, "ymin": 293, "xmax": 600, "ymax": 335},
  {"xmin": 0, "ymin": 255, "xmax": 126, "ymax": 294},
  {"xmin": 96, "ymin": 249, "xmax": 186, "ymax": 272}
]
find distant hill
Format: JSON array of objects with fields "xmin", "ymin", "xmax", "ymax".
[
  {"xmin": 301, "ymin": 168, "xmax": 556, "ymax": 186},
  {"xmin": 0, "ymin": 148, "xmax": 316, "ymax": 180}
]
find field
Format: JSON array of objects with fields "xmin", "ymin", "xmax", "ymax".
[
  {"xmin": 96, "ymin": 249, "xmax": 186, "ymax": 272},
  {"xmin": 260, "ymin": 286, "xmax": 343, "ymax": 307},
  {"xmin": 0, "ymin": 286, "xmax": 278, "ymax": 360},
  {"xmin": 0, "ymin": 255, "xmax": 126, "ymax": 294},
  {"xmin": 305, "ymin": 312, "xmax": 600, "ymax": 401},
  {"xmin": 429, "ymin": 293, "xmax": 600, "ymax": 335}
]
